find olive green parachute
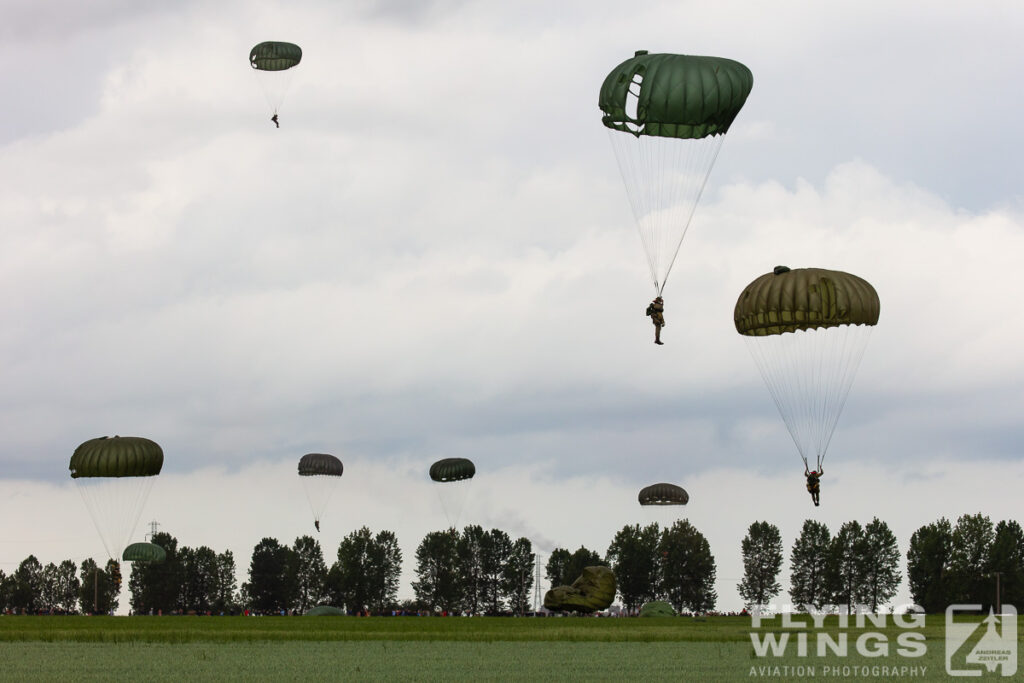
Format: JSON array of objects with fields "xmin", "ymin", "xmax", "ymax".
[
  {"xmin": 599, "ymin": 51, "xmax": 753, "ymax": 297},
  {"xmin": 70, "ymin": 436, "xmax": 164, "ymax": 478},
  {"xmin": 638, "ymin": 483, "xmax": 689, "ymax": 506},
  {"xmin": 298, "ymin": 453, "xmax": 344, "ymax": 477},
  {"xmin": 70, "ymin": 436, "xmax": 163, "ymax": 560},
  {"xmin": 735, "ymin": 266, "xmax": 879, "ymax": 470},
  {"xmin": 544, "ymin": 566, "xmax": 617, "ymax": 613},
  {"xmin": 429, "ymin": 458, "xmax": 475, "ymax": 483},
  {"xmin": 122, "ymin": 542, "xmax": 166, "ymax": 564},
  {"xmin": 297, "ymin": 453, "xmax": 343, "ymax": 529},
  {"xmin": 599, "ymin": 52, "xmax": 753, "ymax": 140},
  {"xmin": 734, "ymin": 266, "xmax": 880, "ymax": 337},
  {"xmin": 249, "ymin": 42, "xmax": 302, "ymax": 71},
  {"xmin": 429, "ymin": 458, "xmax": 475, "ymax": 528},
  {"xmin": 249, "ymin": 41, "xmax": 302, "ymax": 118}
]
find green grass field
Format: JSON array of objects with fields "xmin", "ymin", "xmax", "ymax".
[{"xmin": 0, "ymin": 614, "xmax": 1018, "ymax": 681}]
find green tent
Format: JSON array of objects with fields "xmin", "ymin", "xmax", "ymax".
[
  {"xmin": 640, "ymin": 600, "xmax": 676, "ymax": 617},
  {"xmin": 305, "ymin": 605, "xmax": 346, "ymax": 616}
]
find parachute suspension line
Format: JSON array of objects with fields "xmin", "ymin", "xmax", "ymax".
[
  {"xmin": 608, "ymin": 131, "xmax": 725, "ymax": 295},
  {"xmin": 658, "ymin": 139, "xmax": 723, "ymax": 294},
  {"xmin": 744, "ymin": 326, "xmax": 873, "ymax": 470},
  {"xmin": 76, "ymin": 477, "xmax": 156, "ymax": 560}
]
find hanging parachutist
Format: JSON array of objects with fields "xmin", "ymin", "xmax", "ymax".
[
  {"xmin": 271, "ymin": 113, "xmax": 279, "ymax": 128},
  {"xmin": 645, "ymin": 297, "xmax": 665, "ymax": 345},
  {"xmin": 314, "ymin": 520, "xmax": 320, "ymax": 532},
  {"xmin": 804, "ymin": 466, "xmax": 822, "ymax": 506}
]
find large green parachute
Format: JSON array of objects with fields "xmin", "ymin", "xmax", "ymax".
[
  {"xmin": 249, "ymin": 42, "xmax": 302, "ymax": 71},
  {"xmin": 298, "ymin": 453, "xmax": 343, "ymax": 529},
  {"xmin": 735, "ymin": 266, "xmax": 879, "ymax": 470},
  {"xmin": 429, "ymin": 458, "xmax": 476, "ymax": 483},
  {"xmin": 70, "ymin": 436, "xmax": 164, "ymax": 478},
  {"xmin": 70, "ymin": 436, "xmax": 163, "ymax": 560},
  {"xmin": 429, "ymin": 458, "xmax": 475, "ymax": 527},
  {"xmin": 638, "ymin": 483, "xmax": 689, "ymax": 506},
  {"xmin": 298, "ymin": 453, "xmax": 344, "ymax": 477},
  {"xmin": 249, "ymin": 41, "xmax": 302, "ymax": 117},
  {"xmin": 600, "ymin": 51, "xmax": 753, "ymax": 296},
  {"xmin": 122, "ymin": 542, "xmax": 166, "ymax": 564}
]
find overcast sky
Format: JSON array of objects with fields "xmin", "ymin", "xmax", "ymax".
[{"xmin": 1, "ymin": 0, "xmax": 1022, "ymax": 612}]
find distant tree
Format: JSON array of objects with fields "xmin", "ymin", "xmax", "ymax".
[
  {"xmin": 545, "ymin": 548, "xmax": 571, "ymax": 589},
  {"xmin": 106, "ymin": 559, "xmax": 121, "ymax": 614},
  {"xmin": 738, "ymin": 521, "xmax": 784, "ymax": 608},
  {"xmin": 327, "ymin": 527, "xmax": 402, "ymax": 614},
  {"xmin": 413, "ymin": 529, "xmax": 462, "ymax": 613},
  {"xmin": 212, "ymin": 550, "xmax": 238, "ymax": 614},
  {"xmin": 659, "ymin": 520, "xmax": 717, "ymax": 613},
  {"xmin": 366, "ymin": 530, "xmax": 402, "ymax": 613},
  {"xmin": 502, "ymin": 537, "xmax": 535, "ymax": 616},
  {"xmin": 826, "ymin": 521, "xmax": 866, "ymax": 612},
  {"xmin": 457, "ymin": 525, "xmax": 486, "ymax": 615},
  {"xmin": 606, "ymin": 523, "xmax": 661, "ymax": 613},
  {"xmin": 906, "ymin": 518, "xmax": 954, "ymax": 613},
  {"xmin": 291, "ymin": 536, "xmax": 329, "ymax": 613},
  {"xmin": 859, "ymin": 518, "xmax": 901, "ymax": 612},
  {"xmin": 78, "ymin": 558, "xmax": 117, "ymax": 615},
  {"xmin": 480, "ymin": 529, "xmax": 512, "ymax": 615},
  {"xmin": 989, "ymin": 520, "xmax": 1024, "ymax": 609},
  {"xmin": 41, "ymin": 560, "xmax": 80, "ymax": 613},
  {"xmin": 789, "ymin": 520, "xmax": 831, "ymax": 611},
  {"xmin": 949, "ymin": 513, "xmax": 995, "ymax": 607},
  {"xmin": 11, "ymin": 556, "xmax": 43, "ymax": 613},
  {"xmin": 128, "ymin": 532, "xmax": 183, "ymax": 614},
  {"xmin": 180, "ymin": 546, "xmax": 219, "ymax": 613},
  {"xmin": 244, "ymin": 537, "xmax": 293, "ymax": 613},
  {"xmin": 0, "ymin": 570, "xmax": 11, "ymax": 611}
]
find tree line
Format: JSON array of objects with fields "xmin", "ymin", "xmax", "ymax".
[
  {"xmin": 737, "ymin": 513, "xmax": 1023, "ymax": 613},
  {"xmin": 2, "ymin": 513, "xmax": 1020, "ymax": 615}
]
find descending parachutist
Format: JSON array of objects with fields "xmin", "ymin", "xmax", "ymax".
[{"xmin": 646, "ymin": 297, "xmax": 665, "ymax": 345}]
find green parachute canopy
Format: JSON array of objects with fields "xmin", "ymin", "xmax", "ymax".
[
  {"xmin": 638, "ymin": 483, "xmax": 689, "ymax": 506},
  {"xmin": 599, "ymin": 51, "xmax": 753, "ymax": 140},
  {"xmin": 735, "ymin": 266, "xmax": 880, "ymax": 471},
  {"xmin": 297, "ymin": 453, "xmax": 344, "ymax": 528},
  {"xmin": 70, "ymin": 436, "xmax": 164, "ymax": 478},
  {"xmin": 122, "ymin": 542, "xmax": 166, "ymax": 564},
  {"xmin": 429, "ymin": 458, "xmax": 475, "ymax": 483},
  {"xmin": 298, "ymin": 453, "xmax": 344, "ymax": 477},
  {"xmin": 734, "ymin": 266, "xmax": 880, "ymax": 337},
  {"xmin": 70, "ymin": 436, "xmax": 163, "ymax": 561},
  {"xmin": 249, "ymin": 42, "xmax": 302, "ymax": 71},
  {"xmin": 599, "ymin": 50, "xmax": 753, "ymax": 296}
]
